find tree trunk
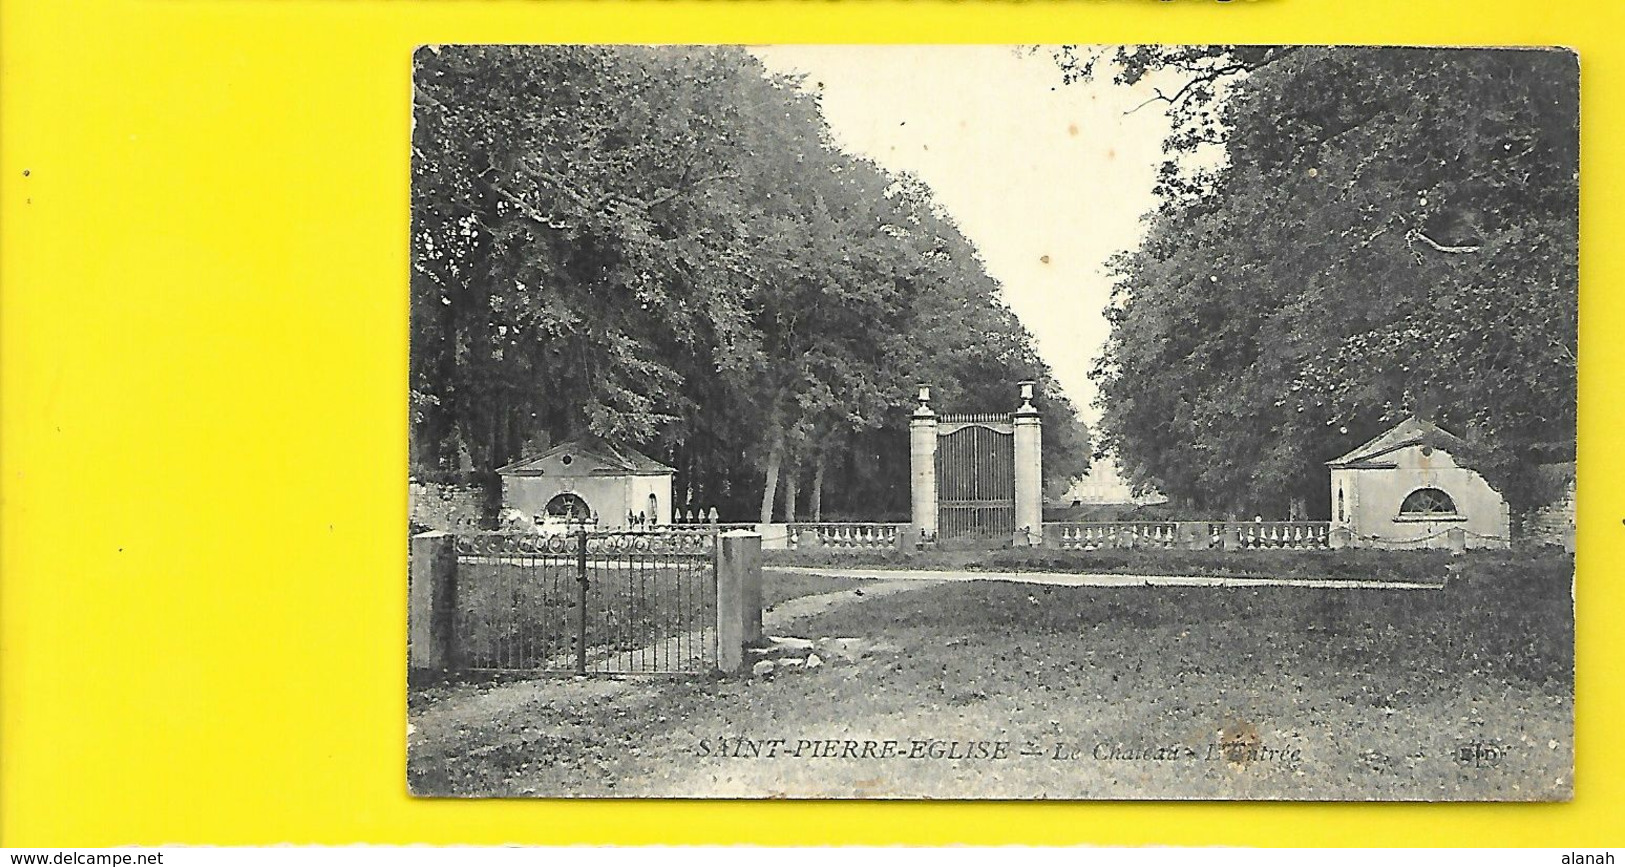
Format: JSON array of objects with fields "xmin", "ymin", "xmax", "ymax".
[
  {"xmin": 758, "ymin": 435, "xmax": 783, "ymax": 524},
  {"xmin": 507, "ymin": 408, "xmax": 524, "ymax": 466},
  {"xmin": 482, "ymin": 410, "xmax": 501, "ymax": 478},
  {"xmin": 811, "ymin": 454, "xmax": 826, "ymax": 521},
  {"xmin": 1508, "ymin": 502, "xmax": 1529, "ymax": 546},
  {"xmin": 784, "ymin": 472, "xmax": 798, "ymax": 523}
]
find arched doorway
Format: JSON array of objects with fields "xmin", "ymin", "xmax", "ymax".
[{"xmin": 543, "ymin": 492, "xmax": 592, "ymax": 522}]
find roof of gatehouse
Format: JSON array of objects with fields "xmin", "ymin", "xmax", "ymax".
[
  {"xmin": 1325, "ymin": 416, "xmax": 1471, "ymax": 469},
  {"xmin": 495, "ymin": 437, "xmax": 675, "ymax": 477}
]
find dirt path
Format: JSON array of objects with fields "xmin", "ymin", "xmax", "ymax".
[
  {"xmin": 766, "ymin": 566, "xmax": 1444, "ymax": 590},
  {"xmin": 762, "ymin": 578, "xmax": 937, "ymax": 625}
]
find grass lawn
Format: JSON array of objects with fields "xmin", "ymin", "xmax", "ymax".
[
  {"xmin": 762, "ymin": 545, "xmax": 1565, "ymax": 586},
  {"xmin": 408, "ymin": 551, "xmax": 1572, "ymax": 802}
]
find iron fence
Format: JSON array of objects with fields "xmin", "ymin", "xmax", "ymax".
[
  {"xmin": 450, "ymin": 530, "xmax": 718, "ymax": 675},
  {"xmin": 936, "ymin": 422, "xmax": 1016, "ymax": 539}
]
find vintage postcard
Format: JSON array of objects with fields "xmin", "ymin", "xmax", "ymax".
[{"xmin": 406, "ymin": 44, "xmax": 1576, "ymax": 800}]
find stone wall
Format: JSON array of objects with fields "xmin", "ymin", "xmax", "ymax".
[
  {"xmin": 1521, "ymin": 479, "xmax": 1577, "ymax": 552},
  {"xmin": 409, "ymin": 479, "xmax": 488, "ymax": 531}
]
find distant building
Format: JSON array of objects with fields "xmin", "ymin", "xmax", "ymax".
[
  {"xmin": 1061, "ymin": 454, "xmax": 1167, "ymax": 506},
  {"xmin": 1327, "ymin": 417, "xmax": 1510, "ymax": 550},
  {"xmin": 496, "ymin": 438, "xmax": 674, "ymax": 530}
]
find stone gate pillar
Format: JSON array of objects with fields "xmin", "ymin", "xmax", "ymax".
[
  {"xmin": 909, "ymin": 385, "xmax": 938, "ymax": 542},
  {"xmin": 1013, "ymin": 381, "xmax": 1043, "ymax": 546}
]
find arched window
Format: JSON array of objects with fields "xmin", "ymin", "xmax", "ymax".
[
  {"xmin": 1399, "ymin": 488, "xmax": 1457, "ymax": 517},
  {"xmin": 1336, "ymin": 487, "xmax": 1345, "ymax": 523},
  {"xmin": 648, "ymin": 493, "xmax": 659, "ymax": 525},
  {"xmin": 544, "ymin": 492, "xmax": 591, "ymax": 520}
]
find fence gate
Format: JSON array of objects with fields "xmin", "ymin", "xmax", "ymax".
[
  {"xmin": 935, "ymin": 415, "xmax": 1016, "ymax": 540},
  {"xmin": 449, "ymin": 530, "xmax": 718, "ymax": 675}
]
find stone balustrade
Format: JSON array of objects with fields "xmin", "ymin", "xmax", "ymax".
[
  {"xmin": 1045, "ymin": 522, "xmax": 1181, "ymax": 550},
  {"xmin": 787, "ymin": 522, "xmax": 909, "ymax": 551},
  {"xmin": 1043, "ymin": 521, "xmax": 1333, "ymax": 551},
  {"xmin": 1226, "ymin": 521, "xmax": 1331, "ymax": 550}
]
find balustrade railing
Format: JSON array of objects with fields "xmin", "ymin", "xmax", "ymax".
[
  {"xmin": 1043, "ymin": 521, "xmax": 1332, "ymax": 551},
  {"xmin": 787, "ymin": 522, "xmax": 904, "ymax": 551},
  {"xmin": 1227, "ymin": 521, "xmax": 1331, "ymax": 550},
  {"xmin": 673, "ymin": 507, "xmax": 724, "ymax": 525},
  {"xmin": 1046, "ymin": 522, "xmax": 1180, "ymax": 550}
]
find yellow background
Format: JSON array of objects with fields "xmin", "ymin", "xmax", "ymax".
[{"xmin": 2, "ymin": 0, "xmax": 1620, "ymax": 847}]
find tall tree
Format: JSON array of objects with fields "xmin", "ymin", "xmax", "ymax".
[
  {"xmin": 412, "ymin": 45, "xmax": 1091, "ymax": 521},
  {"xmin": 1069, "ymin": 46, "xmax": 1577, "ymax": 520}
]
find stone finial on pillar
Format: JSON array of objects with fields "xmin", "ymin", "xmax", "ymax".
[
  {"xmin": 910, "ymin": 384, "xmax": 938, "ymax": 542},
  {"xmin": 1012, "ymin": 381, "xmax": 1043, "ymax": 546},
  {"xmin": 1016, "ymin": 380, "xmax": 1038, "ymax": 415}
]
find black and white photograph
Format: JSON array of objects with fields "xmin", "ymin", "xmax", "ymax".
[{"xmin": 406, "ymin": 44, "xmax": 1577, "ymax": 801}]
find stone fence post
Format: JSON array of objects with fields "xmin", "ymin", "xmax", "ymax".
[
  {"xmin": 1176, "ymin": 521, "xmax": 1211, "ymax": 550},
  {"xmin": 1329, "ymin": 526, "xmax": 1354, "ymax": 550},
  {"xmin": 897, "ymin": 523, "xmax": 921, "ymax": 551},
  {"xmin": 717, "ymin": 530, "xmax": 763, "ymax": 673},
  {"xmin": 795, "ymin": 526, "xmax": 824, "ymax": 551},
  {"xmin": 1447, "ymin": 527, "xmax": 1467, "ymax": 554},
  {"xmin": 409, "ymin": 531, "xmax": 457, "ymax": 679},
  {"xmin": 910, "ymin": 387, "xmax": 939, "ymax": 542},
  {"xmin": 1012, "ymin": 382, "xmax": 1043, "ymax": 548}
]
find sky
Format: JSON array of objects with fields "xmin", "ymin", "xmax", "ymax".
[{"xmin": 749, "ymin": 45, "xmax": 1177, "ymax": 424}]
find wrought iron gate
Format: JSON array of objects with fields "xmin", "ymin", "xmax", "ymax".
[
  {"xmin": 450, "ymin": 530, "xmax": 718, "ymax": 674},
  {"xmin": 935, "ymin": 416, "xmax": 1016, "ymax": 540}
]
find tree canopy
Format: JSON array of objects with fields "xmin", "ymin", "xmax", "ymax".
[
  {"xmin": 411, "ymin": 45, "xmax": 1088, "ymax": 522},
  {"xmin": 1064, "ymin": 46, "xmax": 1577, "ymax": 519}
]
